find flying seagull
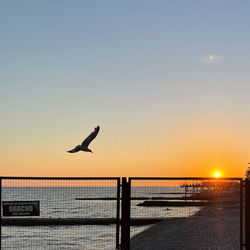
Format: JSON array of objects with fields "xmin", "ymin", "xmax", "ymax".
[{"xmin": 67, "ymin": 126, "xmax": 100, "ymax": 153}]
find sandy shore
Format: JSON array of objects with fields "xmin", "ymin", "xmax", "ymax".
[{"xmin": 130, "ymin": 197, "xmax": 241, "ymax": 250}]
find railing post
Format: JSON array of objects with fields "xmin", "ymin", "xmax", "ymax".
[
  {"xmin": 246, "ymin": 178, "xmax": 250, "ymax": 249},
  {"xmin": 240, "ymin": 179, "xmax": 243, "ymax": 250},
  {"xmin": 116, "ymin": 178, "xmax": 120, "ymax": 249},
  {"xmin": 121, "ymin": 177, "xmax": 131, "ymax": 250},
  {"xmin": 0, "ymin": 178, "xmax": 2, "ymax": 249}
]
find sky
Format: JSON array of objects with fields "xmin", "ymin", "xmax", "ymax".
[{"xmin": 0, "ymin": 1, "xmax": 249, "ymax": 178}]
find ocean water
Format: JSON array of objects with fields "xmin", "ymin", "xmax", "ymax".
[{"xmin": 1, "ymin": 186, "xmax": 200, "ymax": 249}]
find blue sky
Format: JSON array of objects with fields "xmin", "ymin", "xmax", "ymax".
[{"xmin": 0, "ymin": 1, "xmax": 249, "ymax": 177}]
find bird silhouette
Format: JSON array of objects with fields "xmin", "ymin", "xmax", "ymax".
[{"xmin": 67, "ymin": 126, "xmax": 100, "ymax": 153}]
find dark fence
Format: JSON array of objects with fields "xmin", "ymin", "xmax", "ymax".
[
  {"xmin": 0, "ymin": 177, "xmax": 246, "ymax": 250},
  {"xmin": 128, "ymin": 177, "xmax": 243, "ymax": 250},
  {"xmin": 0, "ymin": 177, "xmax": 120, "ymax": 250}
]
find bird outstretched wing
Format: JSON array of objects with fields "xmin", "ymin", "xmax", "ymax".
[
  {"xmin": 81, "ymin": 126, "xmax": 100, "ymax": 147},
  {"xmin": 67, "ymin": 146, "xmax": 81, "ymax": 153}
]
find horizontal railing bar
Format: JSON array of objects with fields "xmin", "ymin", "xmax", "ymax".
[
  {"xmin": 0, "ymin": 176, "xmax": 120, "ymax": 180},
  {"xmin": 129, "ymin": 177, "xmax": 242, "ymax": 181},
  {"xmin": 0, "ymin": 176, "xmax": 242, "ymax": 180}
]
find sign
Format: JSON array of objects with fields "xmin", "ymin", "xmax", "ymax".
[{"xmin": 2, "ymin": 201, "xmax": 40, "ymax": 216}]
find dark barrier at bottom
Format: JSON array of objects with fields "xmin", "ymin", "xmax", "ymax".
[
  {"xmin": 128, "ymin": 177, "xmax": 243, "ymax": 250},
  {"xmin": 0, "ymin": 177, "xmax": 120, "ymax": 250},
  {"xmin": 0, "ymin": 177, "xmax": 245, "ymax": 250}
]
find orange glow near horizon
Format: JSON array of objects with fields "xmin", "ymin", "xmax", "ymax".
[{"xmin": 0, "ymin": 119, "xmax": 248, "ymax": 179}]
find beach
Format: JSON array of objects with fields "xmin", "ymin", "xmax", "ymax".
[{"xmin": 131, "ymin": 196, "xmax": 241, "ymax": 250}]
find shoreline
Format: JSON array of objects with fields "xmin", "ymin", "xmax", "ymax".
[{"xmin": 130, "ymin": 196, "xmax": 241, "ymax": 249}]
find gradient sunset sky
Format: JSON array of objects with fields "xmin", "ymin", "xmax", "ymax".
[{"xmin": 1, "ymin": 1, "xmax": 249, "ymax": 177}]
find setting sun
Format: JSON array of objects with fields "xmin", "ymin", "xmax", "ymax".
[{"xmin": 214, "ymin": 172, "xmax": 221, "ymax": 178}]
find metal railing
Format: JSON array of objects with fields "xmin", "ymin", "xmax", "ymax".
[
  {"xmin": 0, "ymin": 177, "xmax": 120, "ymax": 250},
  {"xmin": 0, "ymin": 176, "xmax": 247, "ymax": 250},
  {"xmin": 126, "ymin": 177, "xmax": 243, "ymax": 250}
]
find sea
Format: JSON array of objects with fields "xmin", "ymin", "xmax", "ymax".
[{"xmin": 1, "ymin": 186, "xmax": 201, "ymax": 249}]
